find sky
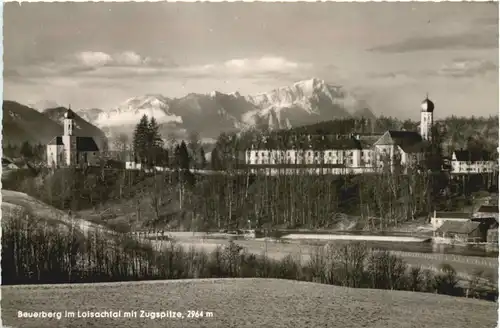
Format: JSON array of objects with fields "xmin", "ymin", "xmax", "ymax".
[{"xmin": 4, "ymin": 2, "xmax": 499, "ymax": 119}]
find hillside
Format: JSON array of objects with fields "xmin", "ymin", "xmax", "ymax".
[
  {"xmin": 2, "ymin": 278, "xmax": 496, "ymax": 328},
  {"xmin": 43, "ymin": 106, "xmax": 109, "ymax": 150},
  {"xmin": 2, "ymin": 101, "xmax": 108, "ymax": 150},
  {"xmin": 2, "ymin": 189, "xmax": 101, "ymax": 234},
  {"xmin": 3, "ymin": 101, "xmax": 64, "ymax": 146}
]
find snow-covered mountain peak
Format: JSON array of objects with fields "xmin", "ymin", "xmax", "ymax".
[
  {"xmin": 293, "ymin": 78, "xmax": 327, "ymax": 94},
  {"xmin": 244, "ymin": 78, "xmax": 344, "ymax": 113},
  {"xmin": 208, "ymin": 91, "xmax": 220, "ymax": 98},
  {"xmin": 120, "ymin": 94, "xmax": 170, "ymax": 111},
  {"xmin": 95, "ymin": 94, "xmax": 181, "ymax": 127},
  {"xmin": 78, "ymin": 77, "xmax": 374, "ymax": 140}
]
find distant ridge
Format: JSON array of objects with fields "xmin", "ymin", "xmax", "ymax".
[{"xmin": 73, "ymin": 78, "xmax": 376, "ymax": 140}]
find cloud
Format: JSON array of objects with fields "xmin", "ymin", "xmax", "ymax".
[
  {"xmin": 76, "ymin": 51, "xmax": 113, "ymax": 67},
  {"xmin": 223, "ymin": 57, "xmax": 301, "ymax": 73},
  {"xmin": 4, "ymin": 50, "xmax": 175, "ymax": 79},
  {"xmin": 6, "ymin": 52, "xmax": 311, "ymax": 82},
  {"xmin": 369, "ymin": 32, "xmax": 498, "ymax": 53},
  {"xmin": 436, "ymin": 59, "xmax": 498, "ymax": 78},
  {"xmin": 74, "ymin": 51, "xmax": 170, "ymax": 68},
  {"xmin": 366, "ymin": 58, "xmax": 497, "ymax": 81}
]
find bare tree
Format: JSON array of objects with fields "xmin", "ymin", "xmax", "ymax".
[{"xmin": 113, "ymin": 133, "xmax": 130, "ymax": 153}]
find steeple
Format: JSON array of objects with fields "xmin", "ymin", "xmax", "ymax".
[
  {"xmin": 421, "ymin": 94, "xmax": 435, "ymax": 113},
  {"xmin": 420, "ymin": 94, "xmax": 434, "ymax": 141},
  {"xmin": 64, "ymin": 106, "xmax": 75, "ymax": 136}
]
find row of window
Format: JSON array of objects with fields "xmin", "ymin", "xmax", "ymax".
[
  {"xmin": 451, "ymin": 167, "xmax": 495, "ymax": 173},
  {"xmin": 247, "ymin": 159, "xmax": 373, "ymax": 166},
  {"xmin": 247, "ymin": 151, "xmax": 372, "ymax": 158}
]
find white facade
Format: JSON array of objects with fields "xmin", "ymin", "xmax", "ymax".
[
  {"xmin": 451, "ymin": 160, "xmax": 496, "ymax": 174},
  {"xmin": 46, "ymin": 144, "xmax": 65, "ymax": 167},
  {"xmin": 249, "ymin": 167, "xmax": 376, "ymax": 176},
  {"xmin": 245, "ymin": 137, "xmax": 424, "ymax": 175},
  {"xmin": 420, "ymin": 112, "xmax": 433, "ymax": 141},
  {"xmin": 450, "ymin": 152, "xmax": 497, "ymax": 174},
  {"xmin": 245, "ymin": 148, "xmax": 367, "ymax": 168}
]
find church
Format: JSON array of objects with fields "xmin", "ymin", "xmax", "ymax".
[{"xmin": 46, "ymin": 108, "xmax": 100, "ymax": 168}]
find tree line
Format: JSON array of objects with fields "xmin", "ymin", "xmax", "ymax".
[
  {"xmin": 2, "ymin": 211, "xmax": 497, "ymax": 300},
  {"xmin": 131, "ymin": 114, "xmax": 207, "ymax": 170},
  {"xmin": 3, "ymin": 142, "xmax": 45, "ymax": 164}
]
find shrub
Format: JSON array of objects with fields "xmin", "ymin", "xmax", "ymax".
[
  {"xmin": 433, "ymin": 263, "xmax": 460, "ymax": 296},
  {"xmin": 406, "ymin": 267, "xmax": 424, "ymax": 292},
  {"xmin": 366, "ymin": 250, "xmax": 407, "ymax": 290}
]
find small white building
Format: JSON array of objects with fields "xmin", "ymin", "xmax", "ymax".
[
  {"xmin": 430, "ymin": 211, "xmax": 472, "ymax": 230},
  {"xmin": 47, "ymin": 108, "xmax": 100, "ymax": 168},
  {"xmin": 450, "ymin": 150, "xmax": 497, "ymax": 174}
]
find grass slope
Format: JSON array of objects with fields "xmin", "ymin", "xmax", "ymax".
[
  {"xmin": 2, "ymin": 279, "xmax": 496, "ymax": 328},
  {"xmin": 3, "ymin": 101, "xmax": 63, "ymax": 146},
  {"xmin": 2, "ymin": 189, "xmax": 102, "ymax": 234}
]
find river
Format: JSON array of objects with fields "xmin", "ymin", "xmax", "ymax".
[{"xmin": 142, "ymin": 230, "xmax": 499, "ymax": 258}]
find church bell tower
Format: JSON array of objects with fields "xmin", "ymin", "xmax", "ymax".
[
  {"xmin": 62, "ymin": 106, "xmax": 77, "ymax": 166},
  {"xmin": 420, "ymin": 95, "xmax": 434, "ymax": 142}
]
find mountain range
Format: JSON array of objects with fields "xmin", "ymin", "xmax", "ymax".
[{"xmin": 6, "ymin": 78, "xmax": 375, "ymax": 148}]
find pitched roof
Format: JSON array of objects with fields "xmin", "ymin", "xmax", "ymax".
[
  {"xmin": 76, "ymin": 137, "xmax": 99, "ymax": 151},
  {"xmin": 453, "ymin": 150, "xmax": 492, "ymax": 162},
  {"xmin": 477, "ymin": 205, "xmax": 499, "ymax": 214},
  {"xmin": 374, "ymin": 130, "xmax": 425, "ymax": 153},
  {"xmin": 358, "ymin": 134, "xmax": 382, "ymax": 149},
  {"xmin": 434, "ymin": 212, "xmax": 471, "ymax": 219},
  {"xmin": 436, "ymin": 221, "xmax": 480, "ymax": 234},
  {"xmin": 252, "ymin": 135, "xmax": 363, "ymax": 150},
  {"xmin": 326, "ymin": 138, "xmax": 362, "ymax": 150},
  {"xmin": 47, "ymin": 136, "xmax": 99, "ymax": 151}
]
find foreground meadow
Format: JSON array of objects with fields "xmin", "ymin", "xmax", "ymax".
[{"xmin": 2, "ymin": 278, "xmax": 497, "ymax": 328}]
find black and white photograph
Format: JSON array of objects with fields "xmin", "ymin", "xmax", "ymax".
[{"xmin": 1, "ymin": 1, "xmax": 499, "ymax": 327}]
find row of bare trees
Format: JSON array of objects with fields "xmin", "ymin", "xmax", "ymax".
[{"xmin": 5, "ymin": 211, "xmax": 496, "ymax": 300}]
